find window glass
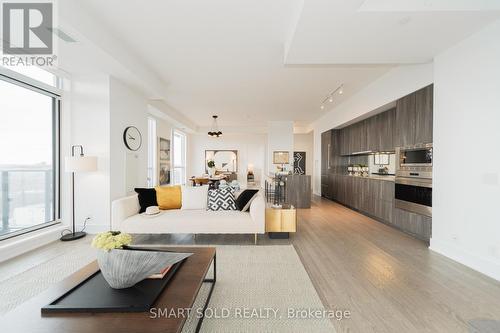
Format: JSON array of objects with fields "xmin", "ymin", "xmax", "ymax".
[{"xmin": 0, "ymin": 77, "xmax": 58, "ymax": 239}]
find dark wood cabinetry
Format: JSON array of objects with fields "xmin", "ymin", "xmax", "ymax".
[
  {"xmin": 320, "ymin": 84, "xmax": 433, "ymax": 241},
  {"xmin": 415, "ymin": 85, "xmax": 433, "ymax": 144},
  {"xmin": 395, "ymin": 92, "xmax": 416, "ymax": 147},
  {"xmin": 395, "ymin": 85, "xmax": 433, "ymax": 147}
]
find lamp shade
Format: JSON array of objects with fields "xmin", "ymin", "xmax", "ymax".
[{"xmin": 65, "ymin": 156, "xmax": 98, "ymax": 173}]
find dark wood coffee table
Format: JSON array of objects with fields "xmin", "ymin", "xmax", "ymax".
[{"xmin": 2, "ymin": 247, "xmax": 216, "ymax": 333}]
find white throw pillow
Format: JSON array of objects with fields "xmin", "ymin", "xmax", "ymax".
[{"xmin": 181, "ymin": 185, "xmax": 209, "ymax": 210}]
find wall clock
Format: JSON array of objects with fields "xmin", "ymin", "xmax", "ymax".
[{"xmin": 123, "ymin": 126, "xmax": 142, "ymax": 151}]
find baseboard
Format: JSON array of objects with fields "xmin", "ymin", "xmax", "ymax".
[
  {"xmin": 430, "ymin": 238, "xmax": 500, "ymax": 282},
  {"xmin": 0, "ymin": 225, "xmax": 66, "ymax": 263}
]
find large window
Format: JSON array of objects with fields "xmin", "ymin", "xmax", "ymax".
[
  {"xmin": 0, "ymin": 75, "xmax": 60, "ymax": 240},
  {"xmin": 172, "ymin": 130, "xmax": 186, "ymax": 185}
]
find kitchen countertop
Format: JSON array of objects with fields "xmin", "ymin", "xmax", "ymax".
[{"xmin": 337, "ymin": 173, "xmax": 395, "ymax": 182}]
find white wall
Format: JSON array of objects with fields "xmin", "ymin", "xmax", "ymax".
[
  {"xmin": 312, "ymin": 64, "xmax": 434, "ymax": 195},
  {"xmin": 430, "ymin": 19, "xmax": 500, "ymax": 281},
  {"xmin": 188, "ymin": 133, "xmax": 267, "ymax": 186},
  {"xmin": 70, "ymin": 75, "xmax": 111, "ymax": 233},
  {"xmin": 268, "ymin": 121, "xmax": 294, "ymax": 175},
  {"xmin": 294, "ymin": 133, "xmax": 314, "ymax": 179},
  {"xmin": 109, "ymin": 77, "xmax": 148, "ymax": 201}
]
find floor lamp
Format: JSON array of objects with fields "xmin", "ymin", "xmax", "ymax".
[{"xmin": 61, "ymin": 145, "xmax": 97, "ymax": 241}]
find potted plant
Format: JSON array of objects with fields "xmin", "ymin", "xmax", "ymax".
[
  {"xmin": 92, "ymin": 231, "xmax": 191, "ymax": 289},
  {"xmin": 207, "ymin": 159, "xmax": 216, "ymax": 177}
]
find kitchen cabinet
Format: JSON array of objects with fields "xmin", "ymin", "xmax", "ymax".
[
  {"xmin": 392, "ymin": 208, "xmax": 432, "ymax": 241},
  {"xmin": 378, "ymin": 109, "xmax": 395, "ymax": 151},
  {"xmin": 349, "ymin": 121, "xmax": 367, "ymax": 154},
  {"xmin": 321, "ymin": 130, "xmax": 331, "ymax": 175},
  {"xmin": 339, "ymin": 127, "xmax": 349, "ymax": 156},
  {"xmin": 395, "ymin": 92, "xmax": 416, "ymax": 147},
  {"xmin": 395, "ymin": 85, "xmax": 433, "ymax": 147},
  {"xmin": 320, "ymin": 130, "xmax": 332, "ymax": 198},
  {"xmin": 415, "ymin": 85, "xmax": 433, "ymax": 144},
  {"xmin": 330, "ymin": 130, "xmax": 341, "ymax": 173}
]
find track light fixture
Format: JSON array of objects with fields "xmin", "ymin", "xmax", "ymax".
[
  {"xmin": 320, "ymin": 84, "xmax": 344, "ymax": 110},
  {"xmin": 208, "ymin": 115, "xmax": 222, "ymax": 138}
]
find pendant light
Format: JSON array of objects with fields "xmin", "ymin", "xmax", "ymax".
[{"xmin": 208, "ymin": 115, "xmax": 222, "ymax": 137}]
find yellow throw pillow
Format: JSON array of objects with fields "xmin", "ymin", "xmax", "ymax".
[{"xmin": 155, "ymin": 185, "xmax": 182, "ymax": 210}]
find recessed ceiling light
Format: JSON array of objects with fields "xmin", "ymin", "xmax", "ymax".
[
  {"xmin": 338, "ymin": 86, "xmax": 344, "ymax": 95},
  {"xmin": 320, "ymin": 105, "xmax": 325, "ymax": 110},
  {"xmin": 328, "ymin": 97, "xmax": 333, "ymax": 103}
]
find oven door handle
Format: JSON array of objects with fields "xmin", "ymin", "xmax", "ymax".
[{"xmin": 395, "ymin": 177, "xmax": 432, "ymax": 188}]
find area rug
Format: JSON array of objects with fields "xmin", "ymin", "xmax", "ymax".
[{"xmin": 0, "ymin": 243, "xmax": 335, "ymax": 332}]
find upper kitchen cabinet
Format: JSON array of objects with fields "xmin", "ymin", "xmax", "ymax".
[
  {"xmin": 415, "ymin": 84, "xmax": 433, "ymax": 144},
  {"xmin": 348, "ymin": 120, "xmax": 368, "ymax": 154},
  {"xmin": 367, "ymin": 108, "xmax": 395, "ymax": 152},
  {"xmin": 339, "ymin": 126, "xmax": 349, "ymax": 156},
  {"xmin": 395, "ymin": 91, "xmax": 416, "ymax": 147},
  {"xmin": 395, "ymin": 84, "xmax": 433, "ymax": 147}
]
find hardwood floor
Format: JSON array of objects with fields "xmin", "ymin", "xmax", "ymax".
[
  {"xmin": 136, "ymin": 196, "xmax": 500, "ymax": 332},
  {"xmin": 3, "ymin": 196, "xmax": 500, "ymax": 332}
]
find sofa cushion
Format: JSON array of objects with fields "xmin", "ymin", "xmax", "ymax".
[
  {"xmin": 155, "ymin": 185, "xmax": 182, "ymax": 210},
  {"xmin": 134, "ymin": 188, "xmax": 157, "ymax": 213},
  {"xmin": 120, "ymin": 209, "xmax": 258, "ymax": 234},
  {"xmin": 181, "ymin": 185, "xmax": 208, "ymax": 210},
  {"xmin": 207, "ymin": 188, "xmax": 237, "ymax": 211},
  {"xmin": 235, "ymin": 189, "xmax": 260, "ymax": 211}
]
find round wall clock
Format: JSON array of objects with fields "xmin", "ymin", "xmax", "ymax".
[{"xmin": 123, "ymin": 126, "xmax": 142, "ymax": 151}]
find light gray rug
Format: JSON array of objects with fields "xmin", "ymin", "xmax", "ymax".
[{"xmin": 0, "ymin": 243, "xmax": 335, "ymax": 332}]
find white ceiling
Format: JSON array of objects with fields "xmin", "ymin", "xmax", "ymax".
[
  {"xmin": 73, "ymin": 0, "xmax": 500, "ymax": 128},
  {"xmin": 285, "ymin": 0, "xmax": 500, "ymax": 65}
]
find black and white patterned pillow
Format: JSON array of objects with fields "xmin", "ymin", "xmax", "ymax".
[{"xmin": 207, "ymin": 188, "xmax": 237, "ymax": 211}]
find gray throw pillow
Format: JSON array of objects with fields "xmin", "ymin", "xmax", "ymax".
[{"xmin": 207, "ymin": 188, "xmax": 237, "ymax": 211}]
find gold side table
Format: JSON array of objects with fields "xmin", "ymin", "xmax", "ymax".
[{"xmin": 265, "ymin": 204, "xmax": 297, "ymax": 239}]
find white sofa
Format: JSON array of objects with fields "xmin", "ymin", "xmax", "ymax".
[{"xmin": 111, "ymin": 187, "xmax": 265, "ymax": 243}]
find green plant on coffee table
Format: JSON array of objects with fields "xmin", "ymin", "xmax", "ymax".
[
  {"xmin": 91, "ymin": 231, "xmax": 132, "ymax": 251},
  {"xmin": 207, "ymin": 160, "xmax": 215, "ymax": 168}
]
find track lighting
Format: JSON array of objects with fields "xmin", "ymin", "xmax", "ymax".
[{"xmin": 319, "ymin": 84, "xmax": 344, "ymax": 110}]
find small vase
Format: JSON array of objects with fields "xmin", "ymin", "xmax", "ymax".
[
  {"xmin": 208, "ymin": 167, "xmax": 216, "ymax": 177},
  {"xmin": 97, "ymin": 249, "xmax": 192, "ymax": 289}
]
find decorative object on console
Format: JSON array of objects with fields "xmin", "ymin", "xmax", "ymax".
[
  {"xmin": 293, "ymin": 151, "xmax": 306, "ymax": 175},
  {"xmin": 134, "ymin": 188, "xmax": 158, "ymax": 213},
  {"xmin": 61, "ymin": 145, "xmax": 97, "ymax": 241},
  {"xmin": 91, "ymin": 231, "xmax": 192, "ymax": 289},
  {"xmin": 207, "ymin": 115, "xmax": 222, "ymax": 137},
  {"xmin": 155, "ymin": 185, "xmax": 182, "ymax": 210},
  {"xmin": 207, "ymin": 188, "xmax": 237, "ymax": 211},
  {"xmin": 235, "ymin": 189, "xmax": 260, "ymax": 211},
  {"xmin": 123, "ymin": 126, "xmax": 142, "ymax": 151},
  {"xmin": 230, "ymin": 180, "xmax": 240, "ymax": 191},
  {"xmin": 207, "ymin": 159, "xmax": 216, "ymax": 177},
  {"xmin": 273, "ymin": 151, "xmax": 290, "ymax": 174},
  {"xmin": 247, "ymin": 164, "xmax": 255, "ymax": 185},
  {"xmin": 158, "ymin": 137, "xmax": 171, "ymax": 185}
]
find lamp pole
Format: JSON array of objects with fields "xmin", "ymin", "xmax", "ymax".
[{"xmin": 61, "ymin": 145, "xmax": 88, "ymax": 241}]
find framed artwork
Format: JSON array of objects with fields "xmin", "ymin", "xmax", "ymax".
[
  {"xmin": 293, "ymin": 151, "xmax": 306, "ymax": 175},
  {"xmin": 273, "ymin": 151, "xmax": 289, "ymax": 164},
  {"xmin": 158, "ymin": 137, "xmax": 171, "ymax": 185}
]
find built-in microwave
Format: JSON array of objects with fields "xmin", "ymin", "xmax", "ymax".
[{"xmin": 398, "ymin": 144, "xmax": 432, "ymax": 168}]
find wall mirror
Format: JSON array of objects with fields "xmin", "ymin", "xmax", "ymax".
[{"xmin": 205, "ymin": 150, "xmax": 238, "ymax": 172}]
